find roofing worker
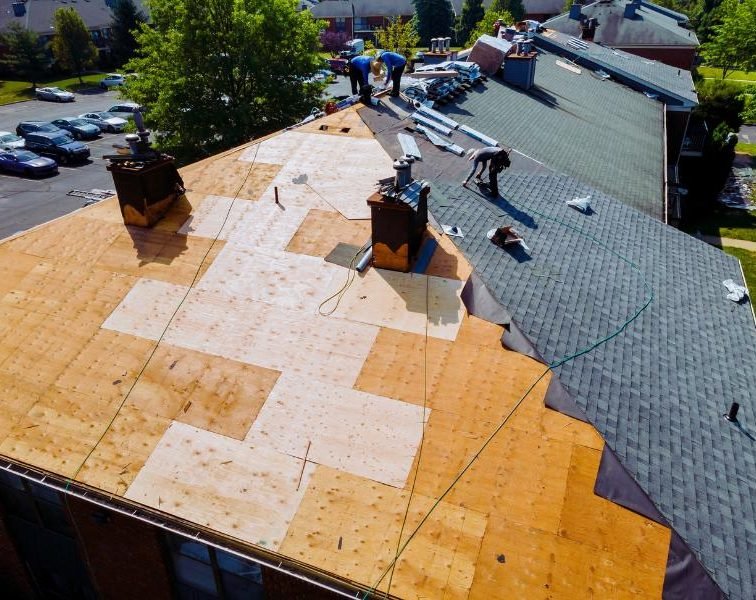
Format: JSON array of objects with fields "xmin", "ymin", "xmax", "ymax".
[
  {"xmin": 462, "ymin": 146, "xmax": 511, "ymax": 196},
  {"xmin": 349, "ymin": 55, "xmax": 374, "ymax": 96},
  {"xmin": 375, "ymin": 50, "xmax": 406, "ymax": 97}
]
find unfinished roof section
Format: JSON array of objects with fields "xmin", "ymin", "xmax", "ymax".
[
  {"xmin": 434, "ymin": 53, "xmax": 666, "ymax": 218},
  {"xmin": 545, "ymin": 0, "xmax": 699, "ymax": 47},
  {"xmin": 535, "ymin": 29, "xmax": 698, "ymax": 106},
  {"xmin": 426, "ymin": 174, "xmax": 756, "ymax": 600},
  {"xmin": 0, "ymin": 107, "xmax": 676, "ymax": 598}
]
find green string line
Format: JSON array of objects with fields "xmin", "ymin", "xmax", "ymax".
[{"xmin": 361, "ymin": 191, "xmax": 655, "ymax": 598}]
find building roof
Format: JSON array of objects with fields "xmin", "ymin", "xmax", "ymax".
[
  {"xmin": 544, "ymin": 0, "xmax": 699, "ymax": 48},
  {"xmin": 309, "ymin": 0, "xmax": 562, "ymax": 19},
  {"xmin": 438, "ymin": 50, "xmax": 666, "ymax": 218},
  {"xmin": 535, "ymin": 28, "xmax": 698, "ymax": 106},
  {"xmin": 0, "ymin": 106, "xmax": 678, "ymax": 598},
  {"xmin": 0, "ymin": 0, "xmax": 148, "ymax": 34}
]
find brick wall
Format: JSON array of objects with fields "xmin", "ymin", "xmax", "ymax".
[
  {"xmin": 615, "ymin": 46, "xmax": 697, "ymax": 70},
  {"xmin": 65, "ymin": 497, "xmax": 174, "ymax": 600}
]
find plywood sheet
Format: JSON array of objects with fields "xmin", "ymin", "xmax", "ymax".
[
  {"xmin": 285, "ymin": 209, "xmax": 370, "ymax": 258},
  {"xmin": 179, "ymin": 195, "xmax": 309, "ymax": 252},
  {"xmin": 105, "ymin": 285, "xmax": 379, "ymax": 388},
  {"xmin": 328, "ymin": 268, "xmax": 465, "ymax": 341},
  {"xmin": 180, "ymin": 157, "xmax": 280, "ymax": 200},
  {"xmin": 296, "ymin": 108, "xmax": 375, "ymax": 139},
  {"xmin": 126, "ymin": 421, "xmax": 315, "ymax": 550},
  {"xmin": 0, "ymin": 249, "xmax": 45, "ymax": 300},
  {"xmin": 126, "ymin": 343, "xmax": 280, "ymax": 440},
  {"xmin": 0, "ymin": 374, "xmax": 42, "ymax": 442},
  {"xmin": 425, "ymin": 229, "xmax": 474, "ymax": 281},
  {"xmin": 558, "ymin": 445, "xmax": 671, "ymax": 565},
  {"xmin": 102, "ymin": 278, "xmax": 189, "ymax": 341},
  {"xmin": 96, "ymin": 227, "xmax": 224, "ymax": 286},
  {"xmin": 246, "ymin": 373, "xmax": 426, "ymax": 487},
  {"xmin": 468, "ymin": 514, "xmax": 667, "ymax": 600},
  {"xmin": 280, "ymin": 466, "xmax": 488, "ymax": 599},
  {"xmin": 1, "ymin": 215, "xmax": 123, "ymax": 266},
  {"xmin": 76, "ymin": 404, "xmax": 172, "ymax": 495},
  {"xmin": 240, "ymin": 131, "xmax": 393, "ymax": 220},
  {"xmin": 195, "ymin": 246, "xmax": 340, "ymax": 313}
]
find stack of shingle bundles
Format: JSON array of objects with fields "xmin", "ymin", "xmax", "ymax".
[
  {"xmin": 445, "ymin": 61, "xmax": 484, "ymax": 85},
  {"xmin": 404, "ymin": 81, "xmax": 431, "ymax": 104}
]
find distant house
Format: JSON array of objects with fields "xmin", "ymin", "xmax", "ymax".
[
  {"xmin": 0, "ymin": 0, "xmax": 149, "ymax": 58},
  {"xmin": 544, "ymin": 0, "xmax": 699, "ymax": 69},
  {"xmin": 310, "ymin": 0, "xmax": 565, "ymax": 42}
]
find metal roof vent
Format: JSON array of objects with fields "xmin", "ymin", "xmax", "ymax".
[
  {"xmin": 724, "ymin": 403, "xmax": 740, "ymax": 422},
  {"xmin": 11, "ymin": 2, "xmax": 26, "ymax": 17},
  {"xmin": 569, "ymin": 3, "xmax": 582, "ymax": 20},
  {"xmin": 624, "ymin": 2, "xmax": 638, "ymax": 18}
]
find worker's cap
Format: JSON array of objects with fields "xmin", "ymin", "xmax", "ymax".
[
  {"xmin": 371, "ymin": 61, "xmax": 383, "ymax": 76},
  {"xmin": 375, "ymin": 50, "xmax": 385, "ymax": 61}
]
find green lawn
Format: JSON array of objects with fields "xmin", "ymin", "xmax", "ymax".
[
  {"xmin": 0, "ymin": 74, "xmax": 103, "ymax": 105},
  {"xmin": 685, "ymin": 209, "xmax": 756, "ymax": 243},
  {"xmin": 736, "ymin": 142, "xmax": 756, "ymax": 157},
  {"xmin": 698, "ymin": 65, "xmax": 756, "ymax": 83},
  {"xmin": 723, "ymin": 246, "xmax": 756, "ymax": 292}
]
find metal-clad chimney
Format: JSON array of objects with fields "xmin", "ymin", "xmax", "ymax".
[
  {"xmin": 569, "ymin": 3, "xmax": 582, "ymax": 20},
  {"xmin": 624, "ymin": 2, "xmax": 638, "ymax": 18}
]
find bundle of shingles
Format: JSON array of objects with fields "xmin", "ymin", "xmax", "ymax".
[{"xmin": 404, "ymin": 61, "xmax": 484, "ymax": 105}]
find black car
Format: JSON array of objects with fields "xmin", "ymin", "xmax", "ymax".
[
  {"xmin": 16, "ymin": 121, "xmax": 63, "ymax": 138},
  {"xmin": 23, "ymin": 132, "xmax": 90, "ymax": 164},
  {"xmin": 51, "ymin": 118, "xmax": 101, "ymax": 140}
]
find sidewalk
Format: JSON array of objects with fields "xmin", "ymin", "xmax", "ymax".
[{"xmin": 699, "ymin": 234, "xmax": 756, "ymax": 252}]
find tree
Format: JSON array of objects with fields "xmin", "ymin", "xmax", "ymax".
[
  {"xmin": 413, "ymin": 0, "xmax": 455, "ymax": 46},
  {"xmin": 466, "ymin": 9, "xmax": 514, "ymax": 47},
  {"xmin": 51, "ymin": 8, "xmax": 98, "ymax": 83},
  {"xmin": 110, "ymin": 0, "xmax": 147, "ymax": 66},
  {"xmin": 700, "ymin": 0, "xmax": 756, "ymax": 79},
  {"xmin": 375, "ymin": 17, "xmax": 419, "ymax": 60},
  {"xmin": 489, "ymin": 0, "xmax": 524, "ymax": 22},
  {"xmin": 458, "ymin": 0, "xmax": 485, "ymax": 46},
  {"xmin": 125, "ymin": 0, "xmax": 325, "ymax": 162},
  {"xmin": 0, "ymin": 23, "xmax": 50, "ymax": 88}
]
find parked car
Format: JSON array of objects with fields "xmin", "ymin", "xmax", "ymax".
[
  {"xmin": 99, "ymin": 74, "xmax": 125, "ymax": 89},
  {"xmin": 0, "ymin": 149, "xmax": 58, "ymax": 177},
  {"xmin": 51, "ymin": 118, "xmax": 101, "ymax": 140},
  {"xmin": 78, "ymin": 112, "xmax": 128, "ymax": 133},
  {"xmin": 36, "ymin": 87, "xmax": 75, "ymax": 102},
  {"xmin": 106, "ymin": 102, "xmax": 145, "ymax": 120},
  {"xmin": 0, "ymin": 131, "xmax": 25, "ymax": 150},
  {"xmin": 16, "ymin": 121, "xmax": 63, "ymax": 137},
  {"xmin": 23, "ymin": 132, "xmax": 90, "ymax": 164}
]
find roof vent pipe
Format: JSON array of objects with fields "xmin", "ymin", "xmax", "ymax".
[
  {"xmin": 724, "ymin": 402, "xmax": 740, "ymax": 422},
  {"xmin": 569, "ymin": 3, "xmax": 582, "ymax": 20},
  {"xmin": 624, "ymin": 2, "xmax": 637, "ymax": 18},
  {"xmin": 393, "ymin": 159, "xmax": 411, "ymax": 191}
]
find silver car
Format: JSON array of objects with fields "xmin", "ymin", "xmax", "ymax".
[
  {"xmin": 77, "ymin": 112, "xmax": 128, "ymax": 133},
  {"xmin": 36, "ymin": 87, "xmax": 75, "ymax": 102},
  {"xmin": 0, "ymin": 131, "xmax": 25, "ymax": 150}
]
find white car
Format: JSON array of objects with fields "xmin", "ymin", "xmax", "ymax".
[
  {"xmin": 36, "ymin": 87, "xmax": 75, "ymax": 102},
  {"xmin": 107, "ymin": 102, "xmax": 145, "ymax": 120},
  {"xmin": 0, "ymin": 131, "xmax": 25, "ymax": 150},
  {"xmin": 99, "ymin": 74, "xmax": 125, "ymax": 89},
  {"xmin": 78, "ymin": 112, "xmax": 128, "ymax": 133}
]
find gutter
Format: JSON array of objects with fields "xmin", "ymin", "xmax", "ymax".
[
  {"xmin": 0, "ymin": 459, "xmax": 375, "ymax": 600},
  {"xmin": 663, "ymin": 103, "xmax": 669, "ymax": 224}
]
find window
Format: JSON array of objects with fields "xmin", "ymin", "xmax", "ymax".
[
  {"xmin": 165, "ymin": 533, "xmax": 264, "ymax": 600},
  {"xmin": 334, "ymin": 17, "xmax": 346, "ymax": 32},
  {"xmin": 0, "ymin": 470, "xmax": 96, "ymax": 599},
  {"xmin": 354, "ymin": 17, "xmax": 369, "ymax": 31}
]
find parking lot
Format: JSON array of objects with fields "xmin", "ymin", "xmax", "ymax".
[{"xmin": 0, "ymin": 88, "xmax": 129, "ymax": 239}]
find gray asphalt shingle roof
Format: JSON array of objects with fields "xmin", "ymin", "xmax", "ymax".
[
  {"xmin": 535, "ymin": 29, "xmax": 698, "ymax": 106},
  {"xmin": 545, "ymin": 0, "xmax": 699, "ymax": 47},
  {"xmin": 425, "ymin": 173, "xmax": 756, "ymax": 599},
  {"xmin": 436, "ymin": 54, "xmax": 666, "ymax": 218}
]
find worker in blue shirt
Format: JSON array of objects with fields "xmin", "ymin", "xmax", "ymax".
[
  {"xmin": 375, "ymin": 51, "xmax": 407, "ymax": 97},
  {"xmin": 349, "ymin": 55, "xmax": 374, "ymax": 95}
]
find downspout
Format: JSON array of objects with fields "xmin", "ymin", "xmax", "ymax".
[
  {"xmin": 0, "ymin": 459, "xmax": 372, "ymax": 600},
  {"xmin": 663, "ymin": 104, "xmax": 669, "ymax": 224}
]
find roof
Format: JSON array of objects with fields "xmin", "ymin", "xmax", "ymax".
[
  {"xmin": 438, "ymin": 51, "xmax": 666, "ymax": 218},
  {"xmin": 309, "ymin": 0, "xmax": 561, "ymax": 20},
  {"xmin": 0, "ymin": 0, "xmax": 148, "ymax": 34},
  {"xmin": 544, "ymin": 0, "xmax": 699, "ymax": 48},
  {"xmin": 535, "ymin": 28, "xmax": 698, "ymax": 106},
  {"xmin": 0, "ymin": 106, "xmax": 677, "ymax": 598},
  {"xmin": 425, "ymin": 174, "xmax": 756, "ymax": 600}
]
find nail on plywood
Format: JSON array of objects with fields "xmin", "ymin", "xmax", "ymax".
[
  {"xmin": 327, "ymin": 268, "xmax": 465, "ymax": 341},
  {"xmin": 246, "ymin": 373, "xmax": 426, "ymax": 487},
  {"xmin": 285, "ymin": 209, "xmax": 370, "ymax": 259},
  {"xmin": 126, "ymin": 343, "xmax": 280, "ymax": 440},
  {"xmin": 280, "ymin": 466, "xmax": 488, "ymax": 598},
  {"xmin": 180, "ymin": 158, "xmax": 281, "ymax": 200},
  {"xmin": 126, "ymin": 421, "xmax": 315, "ymax": 550}
]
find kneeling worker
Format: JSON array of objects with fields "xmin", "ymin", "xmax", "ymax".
[
  {"xmin": 375, "ymin": 51, "xmax": 407, "ymax": 97},
  {"xmin": 349, "ymin": 55, "xmax": 374, "ymax": 96}
]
